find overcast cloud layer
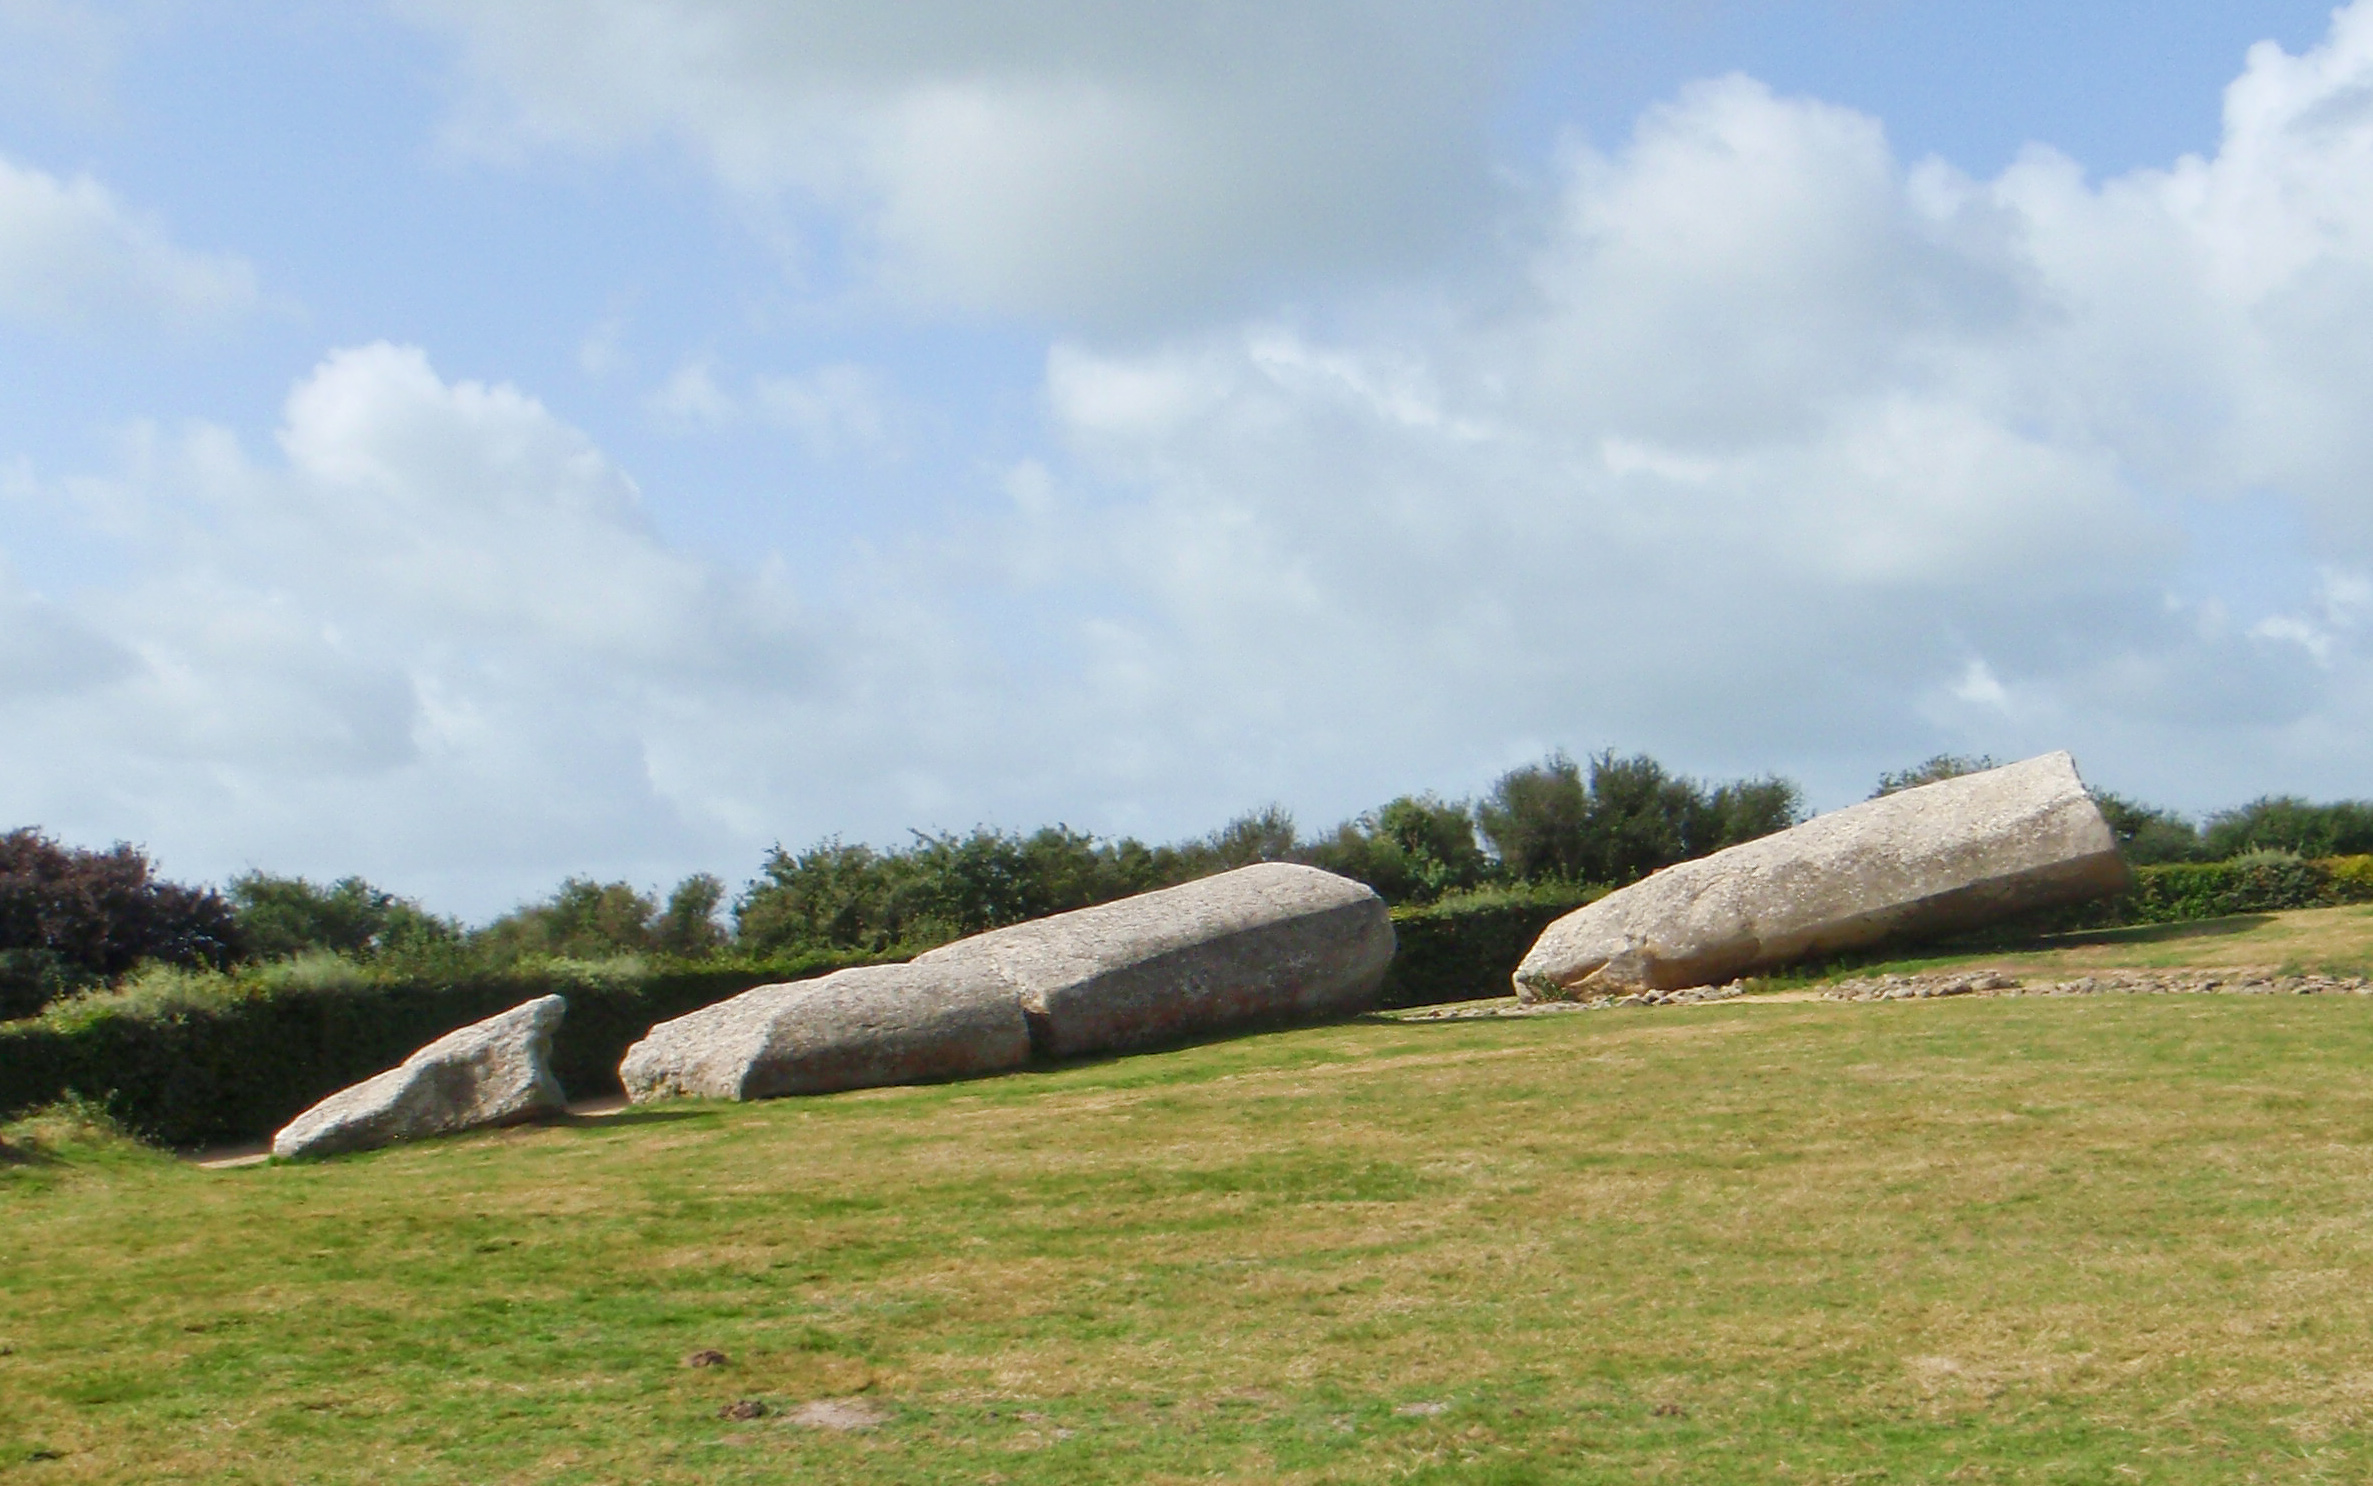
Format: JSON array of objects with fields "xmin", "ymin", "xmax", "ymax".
[{"xmin": 4, "ymin": 2, "xmax": 2373, "ymax": 912}]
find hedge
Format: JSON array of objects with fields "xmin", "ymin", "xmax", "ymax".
[
  {"xmin": 2023, "ymin": 854, "xmax": 2373, "ymax": 933},
  {"xmin": 2120, "ymin": 854, "xmax": 2369, "ymax": 921},
  {"xmin": 1379, "ymin": 885, "xmax": 1603, "ymax": 1009},
  {"xmin": 0, "ymin": 952, "xmax": 890, "ymax": 1148}
]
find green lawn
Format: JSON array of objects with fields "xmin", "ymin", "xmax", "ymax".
[
  {"xmin": 10, "ymin": 987, "xmax": 2373, "ymax": 1482},
  {"xmin": 1733, "ymin": 902, "xmax": 2373, "ymax": 990}
]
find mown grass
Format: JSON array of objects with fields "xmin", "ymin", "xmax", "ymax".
[
  {"xmin": 1741, "ymin": 902, "xmax": 2373, "ymax": 990},
  {"xmin": 10, "ymin": 986, "xmax": 2373, "ymax": 1482}
]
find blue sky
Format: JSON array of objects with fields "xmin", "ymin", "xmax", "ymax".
[{"xmin": 2, "ymin": 0, "xmax": 2369, "ymax": 915}]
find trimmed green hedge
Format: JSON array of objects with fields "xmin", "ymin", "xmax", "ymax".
[
  {"xmin": 0, "ymin": 952, "xmax": 890, "ymax": 1148},
  {"xmin": 2120, "ymin": 855, "xmax": 2361, "ymax": 922},
  {"xmin": 1380, "ymin": 885, "xmax": 1603, "ymax": 1009},
  {"xmin": 2031, "ymin": 854, "xmax": 2373, "ymax": 933}
]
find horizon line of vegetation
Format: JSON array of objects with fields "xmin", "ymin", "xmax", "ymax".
[{"xmin": 6, "ymin": 750, "xmax": 2368, "ymax": 1023}]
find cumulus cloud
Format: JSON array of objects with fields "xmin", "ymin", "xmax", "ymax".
[
  {"xmin": 0, "ymin": 151, "xmax": 259, "ymax": 330},
  {"xmin": 0, "ymin": 344, "xmax": 1010, "ymax": 909},
  {"xmin": 20, "ymin": 6, "xmax": 2373, "ymax": 910},
  {"xmin": 1017, "ymin": 17, "xmax": 2373, "ymax": 814},
  {"xmin": 1978, "ymin": 3, "xmax": 2373, "ymax": 542},
  {"xmin": 399, "ymin": 0, "xmax": 1537, "ymax": 324}
]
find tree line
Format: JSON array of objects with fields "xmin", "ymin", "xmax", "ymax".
[{"xmin": 7, "ymin": 751, "xmax": 2370, "ymax": 1019}]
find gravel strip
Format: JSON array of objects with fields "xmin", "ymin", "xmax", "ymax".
[
  {"xmin": 1391, "ymin": 968, "xmax": 2373, "ymax": 1021},
  {"xmin": 1815, "ymin": 968, "xmax": 2373, "ymax": 1001}
]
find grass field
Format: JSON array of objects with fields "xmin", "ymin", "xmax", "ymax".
[{"xmin": 10, "ymin": 909, "xmax": 2373, "ymax": 1482}]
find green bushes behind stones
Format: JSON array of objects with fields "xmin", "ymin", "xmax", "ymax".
[
  {"xmin": 0, "ymin": 950, "xmax": 889, "ymax": 1148},
  {"xmin": 735, "ymin": 826, "xmax": 1205, "ymax": 955},
  {"xmin": 2202, "ymin": 798, "xmax": 2373, "ymax": 860},
  {"xmin": 1475, "ymin": 751, "xmax": 1802, "ymax": 888}
]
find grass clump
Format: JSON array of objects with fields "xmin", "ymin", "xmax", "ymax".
[{"xmin": 0, "ymin": 1095, "xmax": 160, "ymax": 1189}]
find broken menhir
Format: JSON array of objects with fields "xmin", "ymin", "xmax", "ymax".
[
  {"xmin": 271, "ymin": 995, "xmax": 569, "ymax": 1160},
  {"xmin": 620, "ymin": 862, "xmax": 1394, "ymax": 1101},
  {"xmin": 1514, "ymin": 751, "xmax": 2128, "ymax": 1001}
]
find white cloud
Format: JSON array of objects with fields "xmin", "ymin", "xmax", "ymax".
[
  {"xmin": 23, "ymin": 8, "xmax": 2373, "ymax": 911},
  {"xmin": 0, "ymin": 559, "xmax": 133, "ymax": 696},
  {"xmin": 1007, "ymin": 18, "xmax": 2373, "ymax": 814},
  {"xmin": 0, "ymin": 150, "xmax": 259, "ymax": 330},
  {"xmin": 646, "ymin": 359, "xmax": 737, "ymax": 427},
  {"xmin": 2250, "ymin": 568, "xmax": 2373, "ymax": 666},
  {"xmin": 645, "ymin": 358, "xmax": 895, "ymax": 455},
  {"xmin": 750, "ymin": 363, "xmax": 889, "ymax": 456},
  {"xmin": 0, "ymin": 344, "xmax": 985, "ymax": 909},
  {"xmin": 1950, "ymin": 660, "xmax": 2012, "ymax": 711},
  {"xmin": 398, "ymin": 0, "xmax": 1537, "ymax": 324}
]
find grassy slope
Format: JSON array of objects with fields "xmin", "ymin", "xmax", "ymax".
[{"xmin": 10, "ymin": 907, "xmax": 2373, "ymax": 1481}]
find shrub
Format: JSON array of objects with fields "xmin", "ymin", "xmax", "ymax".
[
  {"xmin": 475, "ymin": 877, "xmax": 664, "ymax": 960},
  {"xmin": 0, "ymin": 829, "xmax": 241, "ymax": 1019},
  {"xmin": 655, "ymin": 874, "xmax": 729, "ymax": 957},
  {"xmin": 1193, "ymin": 806, "xmax": 1302, "ymax": 870},
  {"xmin": 2326, "ymin": 854, "xmax": 2373, "ymax": 899},
  {"xmin": 1303, "ymin": 794, "xmax": 1490, "ymax": 905},
  {"xmin": 733, "ymin": 822, "xmax": 1235, "ymax": 957},
  {"xmin": 1872, "ymin": 754, "xmax": 2001, "ymax": 796},
  {"xmin": 0, "ymin": 950, "xmax": 97, "ymax": 1021},
  {"xmin": 464, "ymin": 873, "xmax": 758, "ymax": 966},
  {"xmin": 230, "ymin": 873, "xmax": 458, "ymax": 961},
  {"xmin": 2118, "ymin": 852, "xmax": 2336, "ymax": 923},
  {"xmin": 1475, "ymin": 755, "xmax": 1591, "ymax": 883},
  {"xmin": 1476, "ymin": 751, "xmax": 1802, "ymax": 888},
  {"xmin": 2025, "ymin": 853, "xmax": 2359, "ymax": 933},
  {"xmin": 2091, "ymin": 792, "xmax": 2202, "ymax": 864},
  {"xmin": 2203, "ymin": 796, "xmax": 2373, "ymax": 860},
  {"xmin": 0, "ymin": 1093, "xmax": 155, "ymax": 1175}
]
